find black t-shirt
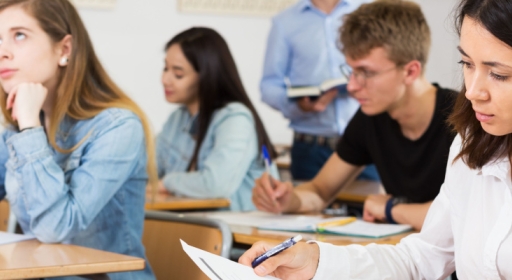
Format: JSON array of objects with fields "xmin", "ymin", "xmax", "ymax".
[{"xmin": 336, "ymin": 84, "xmax": 457, "ymax": 203}]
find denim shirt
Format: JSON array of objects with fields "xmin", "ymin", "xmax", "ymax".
[
  {"xmin": 156, "ymin": 102, "xmax": 271, "ymax": 211},
  {"xmin": 260, "ymin": 0, "xmax": 369, "ymax": 136},
  {"xmin": 0, "ymin": 108, "xmax": 154, "ymax": 280}
]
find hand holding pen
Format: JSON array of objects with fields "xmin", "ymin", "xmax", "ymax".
[
  {"xmin": 252, "ymin": 145, "xmax": 295, "ymax": 213},
  {"xmin": 238, "ymin": 235, "xmax": 320, "ymax": 279}
]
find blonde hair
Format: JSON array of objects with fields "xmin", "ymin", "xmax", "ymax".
[{"xmin": 0, "ymin": 0, "xmax": 157, "ymax": 188}]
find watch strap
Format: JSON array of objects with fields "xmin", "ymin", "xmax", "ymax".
[{"xmin": 385, "ymin": 197, "xmax": 398, "ymax": 224}]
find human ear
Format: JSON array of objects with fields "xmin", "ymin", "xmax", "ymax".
[
  {"xmin": 402, "ymin": 60, "xmax": 422, "ymax": 85},
  {"xmin": 57, "ymin": 34, "xmax": 72, "ymax": 67}
]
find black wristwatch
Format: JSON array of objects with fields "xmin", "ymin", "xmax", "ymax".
[{"xmin": 385, "ymin": 196, "xmax": 408, "ymax": 224}]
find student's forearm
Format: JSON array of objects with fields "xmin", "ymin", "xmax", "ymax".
[
  {"xmin": 392, "ymin": 201, "xmax": 433, "ymax": 231},
  {"xmin": 286, "ymin": 183, "xmax": 328, "ymax": 213}
]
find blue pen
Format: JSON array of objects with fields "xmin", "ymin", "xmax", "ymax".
[
  {"xmin": 251, "ymin": 235, "xmax": 302, "ymax": 268},
  {"xmin": 262, "ymin": 145, "xmax": 278, "ymax": 207},
  {"xmin": 262, "ymin": 145, "xmax": 272, "ymax": 172}
]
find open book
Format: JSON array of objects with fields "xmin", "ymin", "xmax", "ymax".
[
  {"xmin": 287, "ymin": 77, "xmax": 347, "ymax": 98},
  {"xmin": 258, "ymin": 217, "xmax": 412, "ymax": 238}
]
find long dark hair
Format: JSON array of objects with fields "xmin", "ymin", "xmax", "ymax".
[
  {"xmin": 449, "ymin": 0, "xmax": 512, "ymax": 169},
  {"xmin": 165, "ymin": 27, "xmax": 276, "ymax": 170}
]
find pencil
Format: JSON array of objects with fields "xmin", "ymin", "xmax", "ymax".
[{"xmin": 316, "ymin": 217, "xmax": 357, "ymax": 231}]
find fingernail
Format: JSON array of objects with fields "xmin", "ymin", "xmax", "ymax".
[{"xmin": 255, "ymin": 265, "xmax": 267, "ymax": 275}]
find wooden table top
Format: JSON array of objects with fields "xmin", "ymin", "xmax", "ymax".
[
  {"xmin": 0, "ymin": 239, "xmax": 145, "ymax": 279},
  {"xmin": 145, "ymin": 193, "xmax": 230, "ymax": 211},
  {"xmin": 229, "ymin": 224, "xmax": 412, "ymax": 246},
  {"xmin": 336, "ymin": 180, "xmax": 385, "ymax": 204}
]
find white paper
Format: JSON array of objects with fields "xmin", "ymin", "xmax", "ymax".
[
  {"xmin": 189, "ymin": 211, "xmax": 323, "ymax": 229},
  {"xmin": 180, "ymin": 239, "xmax": 280, "ymax": 280},
  {"xmin": 325, "ymin": 220, "xmax": 412, "ymax": 238},
  {"xmin": 0, "ymin": 231, "xmax": 35, "ymax": 245}
]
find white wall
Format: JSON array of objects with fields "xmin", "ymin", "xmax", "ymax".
[{"xmin": 77, "ymin": 0, "xmax": 461, "ymax": 145}]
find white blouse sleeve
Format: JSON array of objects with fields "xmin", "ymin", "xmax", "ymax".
[{"xmin": 310, "ymin": 136, "xmax": 462, "ymax": 280}]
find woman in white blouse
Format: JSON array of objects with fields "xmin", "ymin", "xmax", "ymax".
[{"xmin": 239, "ymin": 0, "xmax": 512, "ymax": 279}]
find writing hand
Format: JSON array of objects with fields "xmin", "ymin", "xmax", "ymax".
[{"xmin": 238, "ymin": 240, "xmax": 320, "ymax": 279}]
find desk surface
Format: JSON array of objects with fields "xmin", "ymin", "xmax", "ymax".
[
  {"xmin": 336, "ymin": 180, "xmax": 385, "ymax": 204},
  {"xmin": 145, "ymin": 193, "xmax": 230, "ymax": 211},
  {"xmin": 230, "ymin": 224, "xmax": 411, "ymax": 246},
  {"xmin": 0, "ymin": 239, "xmax": 144, "ymax": 279}
]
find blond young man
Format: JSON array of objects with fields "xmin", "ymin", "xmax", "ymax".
[{"xmin": 252, "ymin": 0, "xmax": 456, "ymax": 231}]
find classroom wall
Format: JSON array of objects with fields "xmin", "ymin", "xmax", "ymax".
[{"xmin": 77, "ymin": 0, "xmax": 461, "ymax": 145}]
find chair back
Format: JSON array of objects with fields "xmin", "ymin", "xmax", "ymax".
[
  {"xmin": 142, "ymin": 210, "xmax": 232, "ymax": 280},
  {"xmin": 0, "ymin": 200, "xmax": 9, "ymax": 231}
]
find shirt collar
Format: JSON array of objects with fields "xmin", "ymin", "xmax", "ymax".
[
  {"xmin": 480, "ymin": 157, "xmax": 511, "ymax": 182},
  {"xmin": 299, "ymin": 0, "xmax": 350, "ymax": 12}
]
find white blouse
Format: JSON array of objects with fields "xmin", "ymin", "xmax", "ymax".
[{"xmin": 312, "ymin": 135, "xmax": 512, "ymax": 280}]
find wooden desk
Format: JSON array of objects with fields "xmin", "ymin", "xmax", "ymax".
[
  {"xmin": 145, "ymin": 193, "xmax": 230, "ymax": 211},
  {"xmin": 274, "ymin": 144, "xmax": 291, "ymax": 169},
  {"xmin": 336, "ymin": 180, "xmax": 385, "ymax": 204},
  {"xmin": 230, "ymin": 224, "xmax": 411, "ymax": 246},
  {"xmin": 0, "ymin": 239, "xmax": 144, "ymax": 279}
]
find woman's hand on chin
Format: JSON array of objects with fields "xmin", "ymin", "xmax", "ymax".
[{"xmin": 7, "ymin": 82, "xmax": 47, "ymax": 129}]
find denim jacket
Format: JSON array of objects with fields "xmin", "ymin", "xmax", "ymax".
[
  {"xmin": 0, "ymin": 108, "xmax": 154, "ymax": 280},
  {"xmin": 156, "ymin": 102, "xmax": 274, "ymax": 211}
]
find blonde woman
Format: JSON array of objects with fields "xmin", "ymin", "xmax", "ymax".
[{"xmin": 0, "ymin": 0, "xmax": 156, "ymax": 279}]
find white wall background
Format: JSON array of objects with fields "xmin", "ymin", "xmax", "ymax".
[{"xmin": 77, "ymin": 0, "xmax": 461, "ymax": 145}]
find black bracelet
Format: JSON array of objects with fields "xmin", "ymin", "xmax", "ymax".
[{"xmin": 385, "ymin": 197, "xmax": 398, "ymax": 224}]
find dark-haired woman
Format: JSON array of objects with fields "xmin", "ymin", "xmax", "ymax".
[
  {"xmin": 156, "ymin": 27, "xmax": 276, "ymax": 211},
  {"xmin": 238, "ymin": 0, "xmax": 512, "ymax": 278}
]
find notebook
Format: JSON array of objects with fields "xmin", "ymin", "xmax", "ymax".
[{"xmin": 319, "ymin": 220, "xmax": 412, "ymax": 238}]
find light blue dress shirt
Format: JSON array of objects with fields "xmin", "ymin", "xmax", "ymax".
[
  {"xmin": 261, "ymin": 0, "xmax": 369, "ymax": 137},
  {"xmin": 157, "ymin": 102, "xmax": 273, "ymax": 212},
  {"xmin": 0, "ymin": 108, "xmax": 154, "ymax": 280}
]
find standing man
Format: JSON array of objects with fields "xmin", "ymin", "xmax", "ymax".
[{"xmin": 261, "ymin": 0, "xmax": 378, "ymax": 180}]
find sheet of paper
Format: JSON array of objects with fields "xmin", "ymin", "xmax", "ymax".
[
  {"xmin": 181, "ymin": 239, "xmax": 280, "ymax": 280},
  {"xmin": 189, "ymin": 211, "xmax": 323, "ymax": 229},
  {"xmin": 0, "ymin": 231, "xmax": 35, "ymax": 246},
  {"xmin": 325, "ymin": 220, "xmax": 412, "ymax": 238}
]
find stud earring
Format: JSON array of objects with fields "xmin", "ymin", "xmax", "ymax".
[{"xmin": 59, "ymin": 57, "xmax": 68, "ymax": 66}]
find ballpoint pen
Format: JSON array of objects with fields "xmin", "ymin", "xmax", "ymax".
[{"xmin": 252, "ymin": 235, "xmax": 302, "ymax": 268}]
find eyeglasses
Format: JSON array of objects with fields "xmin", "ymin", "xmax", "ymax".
[{"xmin": 340, "ymin": 63, "xmax": 399, "ymax": 87}]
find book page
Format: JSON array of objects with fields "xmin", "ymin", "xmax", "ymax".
[
  {"xmin": 286, "ymin": 86, "xmax": 321, "ymax": 98},
  {"xmin": 319, "ymin": 77, "xmax": 347, "ymax": 92}
]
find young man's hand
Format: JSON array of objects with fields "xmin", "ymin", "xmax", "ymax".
[
  {"xmin": 252, "ymin": 172, "xmax": 294, "ymax": 214},
  {"xmin": 363, "ymin": 194, "xmax": 391, "ymax": 222}
]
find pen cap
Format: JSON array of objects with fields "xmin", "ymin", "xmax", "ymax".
[
  {"xmin": 291, "ymin": 235, "xmax": 302, "ymax": 243},
  {"xmin": 262, "ymin": 145, "xmax": 272, "ymax": 164}
]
